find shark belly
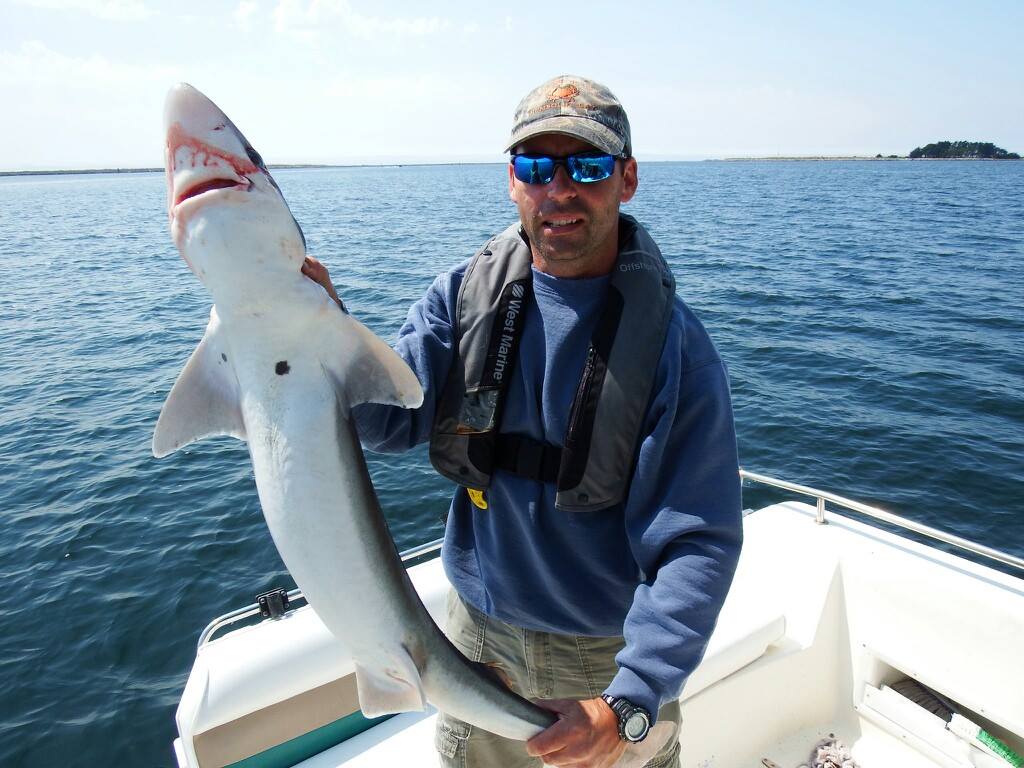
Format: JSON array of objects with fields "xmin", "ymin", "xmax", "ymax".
[
  {"xmin": 232, "ymin": 337, "xmax": 552, "ymax": 736},
  {"xmin": 238, "ymin": 351, "xmax": 402, "ymax": 636}
]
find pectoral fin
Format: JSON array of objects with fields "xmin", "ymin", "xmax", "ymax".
[
  {"xmin": 352, "ymin": 649, "xmax": 427, "ymax": 717},
  {"xmin": 153, "ymin": 308, "xmax": 246, "ymax": 457},
  {"xmin": 320, "ymin": 309, "xmax": 423, "ymax": 412}
]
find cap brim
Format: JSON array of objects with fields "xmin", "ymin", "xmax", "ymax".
[{"xmin": 504, "ymin": 115, "xmax": 625, "ymax": 156}]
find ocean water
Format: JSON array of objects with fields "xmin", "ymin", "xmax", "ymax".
[{"xmin": 0, "ymin": 160, "xmax": 1021, "ymax": 766}]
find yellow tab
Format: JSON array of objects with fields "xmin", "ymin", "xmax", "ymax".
[{"xmin": 467, "ymin": 488, "xmax": 488, "ymax": 510}]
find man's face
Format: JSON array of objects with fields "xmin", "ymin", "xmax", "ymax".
[{"xmin": 508, "ymin": 133, "xmax": 638, "ymax": 278}]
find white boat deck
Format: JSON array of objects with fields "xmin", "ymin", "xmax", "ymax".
[
  {"xmin": 287, "ymin": 712, "xmax": 954, "ymax": 768},
  {"xmin": 310, "ymin": 502, "xmax": 1024, "ymax": 767},
  {"xmin": 174, "ymin": 498, "xmax": 1024, "ymax": 768}
]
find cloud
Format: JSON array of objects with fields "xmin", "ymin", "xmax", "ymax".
[
  {"xmin": 270, "ymin": 0, "xmax": 449, "ymax": 42},
  {"xmin": 210, "ymin": 69, "xmax": 510, "ymax": 164},
  {"xmin": 0, "ymin": 41, "xmax": 176, "ymax": 169},
  {"xmin": 13, "ymin": 0, "xmax": 153, "ymax": 22},
  {"xmin": 233, "ymin": 0, "xmax": 259, "ymax": 30},
  {"xmin": 0, "ymin": 40, "xmax": 174, "ymax": 87}
]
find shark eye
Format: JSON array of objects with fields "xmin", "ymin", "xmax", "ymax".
[{"xmin": 245, "ymin": 145, "xmax": 265, "ymax": 169}]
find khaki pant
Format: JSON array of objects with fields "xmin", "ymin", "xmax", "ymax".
[{"xmin": 436, "ymin": 590, "xmax": 681, "ymax": 768}]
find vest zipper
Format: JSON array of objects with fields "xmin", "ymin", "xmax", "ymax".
[{"xmin": 566, "ymin": 346, "xmax": 596, "ymax": 445}]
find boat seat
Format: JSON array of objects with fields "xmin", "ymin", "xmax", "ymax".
[{"xmin": 679, "ymin": 609, "xmax": 786, "ymax": 701}]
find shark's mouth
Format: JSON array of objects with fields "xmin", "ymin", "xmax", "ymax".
[{"xmin": 175, "ymin": 176, "xmax": 248, "ymax": 206}]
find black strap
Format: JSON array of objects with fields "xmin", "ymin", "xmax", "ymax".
[
  {"xmin": 480, "ymin": 277, "xmax": 531, "ymax": 388},
  {"xmin": 494, "ymin": 434, "xmax": 561, "ymax": 484},
  {"xmin": 558, "ymin": 285, "xmax": 623, "ymax": 491}
]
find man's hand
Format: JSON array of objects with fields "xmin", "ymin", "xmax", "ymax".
[
  {"xmin": 301, "ymin": 256, "xmax": 343, "ymax": 308},
  {"xmin": 526, "ymin": 697, "xmax": 625, "ymax": 768}
]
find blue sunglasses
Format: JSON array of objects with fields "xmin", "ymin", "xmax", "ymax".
[{"xmin": 510, "ymin": 152, "xmax": 621, "ymax": 185}]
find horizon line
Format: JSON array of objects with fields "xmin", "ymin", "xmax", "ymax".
[{"xmin": 0, "ymin": 155, "xmax": 937, "ymax": 178}]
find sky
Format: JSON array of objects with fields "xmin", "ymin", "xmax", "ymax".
[{"xmin": 1, "ymin": 0, "xmax": 1022, "ymax": 171}]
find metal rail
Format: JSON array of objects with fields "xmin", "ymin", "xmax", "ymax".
[
  {"xmin": 197, "ymin": 537, "xmax": 444, "ymax": 648},
  {"xmin": 198, "ymin": 470, "xmax": 1022, "ymax": 648},
  {"xmin": 740, "ymin": 469, "xmax": 1024, "ymax": 573}
]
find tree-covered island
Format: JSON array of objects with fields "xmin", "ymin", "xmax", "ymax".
[{"xmin": 909, "ymin": 141, "xmax": 1020, "ymax": 159}]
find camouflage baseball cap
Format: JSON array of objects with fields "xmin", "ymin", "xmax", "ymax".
[{"xmin": 505, "ymin": 75, "xmax": 632, "ymax": 158}]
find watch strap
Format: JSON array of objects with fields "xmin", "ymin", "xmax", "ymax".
[{"xmin": 601, "ymin": 695, "xmax": 651, "ymax": 742}]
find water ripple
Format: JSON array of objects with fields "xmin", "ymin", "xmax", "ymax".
[{"xmin": 0, "ymin": 161, "xmax": 1021, "ymax": 765}]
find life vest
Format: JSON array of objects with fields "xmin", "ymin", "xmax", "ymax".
[{"xmin": 429, "ymin": 214, "xmax": 675, "ymax": 512}]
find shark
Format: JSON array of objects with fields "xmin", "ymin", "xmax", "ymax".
[{"xmin": 154, "ymin": 83, "xmax": 671, "ymax": 762}]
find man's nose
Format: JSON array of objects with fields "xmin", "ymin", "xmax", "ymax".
[{"xmin": 545, "ymin": 165, "xmax": 577, "ymax": 200}]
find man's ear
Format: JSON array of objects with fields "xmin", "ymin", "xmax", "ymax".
[
  {"xmin": 508, "ymin": 160, "xmax": 516, "ymax": 200},
  {"xmin": 620, "ymin": 157, "xmax": 638, "ymax": 203}
]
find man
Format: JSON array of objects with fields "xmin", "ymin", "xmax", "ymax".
[{"xmin": 303, "ymin": 75, "xmax": 742, "ymax": 768}]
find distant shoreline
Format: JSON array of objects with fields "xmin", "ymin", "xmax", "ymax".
[
  {"xmin": 0, "ymin": 161, "xmax": 513, "ymax": 178},
  {"xmin": 723, "ymin": 156, "xmax": 905, "ymax": 162},
  {"xmin": 5, "ymin": 156, "xmax": 1019, "ymax": 177},
  {"xmin": 0, "ymin": 166, "xmax": 164, "ymax": 177},
  {"xmin": 724, "ymin": 156, "xmax": 1021, "ymax": 162},
  {"xmin": 0, "ymin": 163, "xmax": 341, "ymax": 178}
]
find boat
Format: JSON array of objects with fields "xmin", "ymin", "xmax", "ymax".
[{"xmin": 171, "ymin": 471, "xmax": 1024, "ymax": 768}]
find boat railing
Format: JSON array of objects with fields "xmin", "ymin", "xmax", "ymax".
[
  {"xmin": 197, "ymin": 470, "xmax": 1022, "ymax": 649},
  {"xmin": 196, "ymin": 537, "xmax": 444, "ymax": 648},
  {"xmin": 740, "ymin": 469, "xmax": 1024, "ymax": 574}
]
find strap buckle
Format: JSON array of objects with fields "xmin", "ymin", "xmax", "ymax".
[{"xmin": 495, "ymin": 434, "xmax": 561, "ymax": 484}]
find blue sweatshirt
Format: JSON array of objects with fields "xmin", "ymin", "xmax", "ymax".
[{"xmin": 354, "ymin": 247, "xmax": 743, "ymax": 720}]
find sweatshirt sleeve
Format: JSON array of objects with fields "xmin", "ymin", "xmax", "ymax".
[
  {"xmin": 603, "ymin": 306, "xmax": 743, "ymax": 721},
  {"xmin": 351, "ymin": 265, "xmax": 463, "ymax": 453}
]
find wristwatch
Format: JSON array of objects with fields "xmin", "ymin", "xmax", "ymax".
[{"xmin": 601, "ymin": 695, "xmax": 651, "ymax": 743}]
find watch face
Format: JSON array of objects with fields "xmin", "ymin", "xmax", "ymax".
[{"xmin": 623, "ymin": 712, "xmax": 649, "ymax": 741}]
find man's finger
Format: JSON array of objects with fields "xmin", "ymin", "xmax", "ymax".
[
  {"xmin": 525, "ymin": 719, "xmax": 570, "ymax": 756},
  {"xmin": 533, "ymin": 745, "xmax": 578, "ymax": 766},
  {"xmin": 535, "ymin": 698, "xmax": 580, "ymax": 717}
]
